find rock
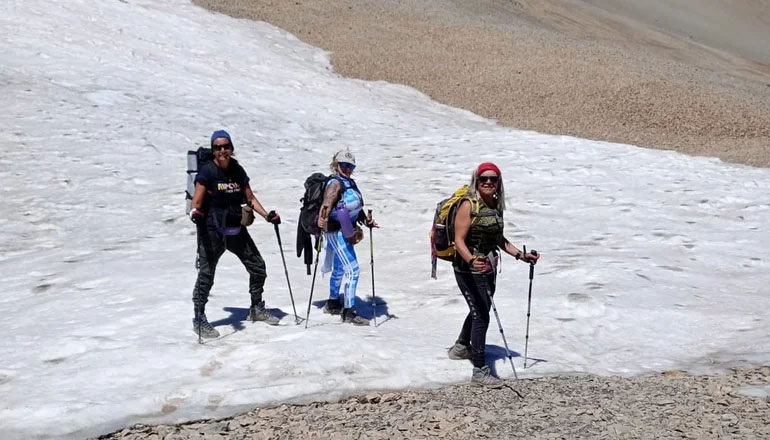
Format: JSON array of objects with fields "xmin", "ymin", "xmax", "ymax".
[
  {"xmin": 94, "ymin": 366, "xmax": 770, "ymax": 440},
  {"xmin": 396, "ymin": 422, "xmax": 411, "ymax": 431},
  {"xmin": 720, "ymin": 413, "xmax": 739, "ymax": 425},
  {"xmin": 155, "ymin": 426, "xmax": 172, "ymax": 438},
  {"xmin": 381, "ymin": 393, "xmax": 398, "ymax": 403}
]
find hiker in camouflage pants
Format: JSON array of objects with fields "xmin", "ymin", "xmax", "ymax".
[{"xmin": 188, "ymin": 130, "xmax": 282, "ymax": 339}]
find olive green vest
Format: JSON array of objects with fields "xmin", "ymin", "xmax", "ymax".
[{"xmin": 454, "ymin": 197, "xmax": 503, "ymax": 271}]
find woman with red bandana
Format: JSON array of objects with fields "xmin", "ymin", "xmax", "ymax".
[{"xmin": 448, "ymin": 162, "xmax": 540, "ymax": 386}]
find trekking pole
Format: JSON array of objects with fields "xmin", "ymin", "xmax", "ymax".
[
  {"xmin": 481, "ymin": 254, "xmax": 518, "ymax": 379},
  {"xmin": 195, "ymin": 229, "xmax": 203, "ymax": 344},
  {"xmin": 196, "ymin": 283, "xmax": 202, "ymax": 344},
  {"xmin": 487, "ymin": 290, "xmax": 519, "ymax": 380},
  {"xmin": 367, "ymin": 209, "xmax": 377, "ymax": 327},
  {"xmin": 304, "ymin": 235, "xmax": 323, "ymax": 329},
  {"xmin": 523, "ymin": 246, "xmax": 538, "ymax": 368},
  {"xmin": 273, "ymin": 224, "xmax": 300, "ymax": 324}
]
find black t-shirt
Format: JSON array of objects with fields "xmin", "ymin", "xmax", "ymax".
[{"xmin": 195, "ymin": 159, "xmax": 250, "ymax": 228}]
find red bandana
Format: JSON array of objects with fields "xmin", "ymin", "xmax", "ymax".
[{"xmin": 475, "ymin": 162, "xmax": 501, "ymax": 177}]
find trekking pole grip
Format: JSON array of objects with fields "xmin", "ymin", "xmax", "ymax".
[{"xmin": 528, "ymin": 248, "xmax": 536, "ymax": 279}]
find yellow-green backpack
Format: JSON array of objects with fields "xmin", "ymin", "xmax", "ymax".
[{"xmin": 429, "ymin": 185, "xmax": 480, "ymax": 278}]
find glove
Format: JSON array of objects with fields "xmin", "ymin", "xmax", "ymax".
[
  {"xmin": 190, "ymin": 208, "xmax": 204, "ymax": 225},
  {"xmin": 266, "ymin": 210, "xmax": 281, "ymax": 225}
]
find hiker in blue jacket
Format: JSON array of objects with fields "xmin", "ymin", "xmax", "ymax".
[
  {"xmin": 188, "ymin": 130, "xmax": 282, "ymax": 338},
  {"xmin": 317, "ymin": 150, "xmax": 377, "ymax": 325}
]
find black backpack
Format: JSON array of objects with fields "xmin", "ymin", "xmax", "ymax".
[
  {"xmin": 295, "ymin": 173, "xmax": 362, "ymax": 273},
  {"xmin": 296, "ymin": 173, "xmax": 330, "ymax": 273},
  {"xmin": 185, "ymin": 147, "xmax": 213, "ymax": 214}
]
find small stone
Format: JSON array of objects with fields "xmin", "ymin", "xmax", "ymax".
[
  {"xmin": 155, "ymin": 426, "xmax": 172, "ymax": 438},
  {"xmin": 396, "ymin": 422, "xmax": 411, "ymax": 431}
]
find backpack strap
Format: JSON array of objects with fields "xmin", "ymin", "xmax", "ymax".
[
  {"xmin": 327, "ymin": 175, "xmax": 364, "ymax": 206},
  {"xmin": 323, "ymin": 176, "xmax": 343, "ymax": 208},
  {"xmin": 461, "ymin": 195, "xmax": 481, "ymax": 227},
  {"xmin": 329, "ymin": 175, "xmax": 360, "ymax": 191}
]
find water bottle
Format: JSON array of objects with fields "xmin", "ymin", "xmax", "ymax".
[{"xmin": 335, "ymin": 201, "xmax": 355, "ymax": 240}]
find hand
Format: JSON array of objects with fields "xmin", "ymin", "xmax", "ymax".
[
  {"xmin": 364, "ymin": 216, "xmax": 378, "ymax": 229},
  {"xmin": 470, "ymin": 256, "xmax": 491, "ymax": 273},
  {"xmin": 266, "ymin": 210, "xmax": 281, "ymax": 225},
  {"xmin": 521, "ymin": 251, "xmax": 539, "ymax": 265},
  {"xmin": 317, "ymin": 216, "xmax": 328, "ymax": 230},
  {"xmin": 190, "ymin": 208, "xmax": 204, "ymax": 225}
]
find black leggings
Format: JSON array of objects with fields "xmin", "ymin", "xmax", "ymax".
[
  {"xmin": 454, "ymin": 271, "xmax": 496, "ymax": 368},
  {"xmin": 192, "ymin": 226, "xmax": 267, "ymax": 315}
]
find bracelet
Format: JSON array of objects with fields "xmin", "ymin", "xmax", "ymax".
[{"xmin": 515, "ymin": 251, "xmax": 521, "ymax": 260}]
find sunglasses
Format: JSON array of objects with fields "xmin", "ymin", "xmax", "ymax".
[
  {"xmin": 212, "ymin": 142, "xmax": 233, "ymax": 151},
  {"xmin": 477, "ymin": 175, "xmax": 499, "ymax": 184},
  {"xmin": 339, "ymin": 162, "xmax": 356, "ymax": 170}
]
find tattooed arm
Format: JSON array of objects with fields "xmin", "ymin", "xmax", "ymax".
[{"xmin": 317, "ymin": 179, "xmax": 342, "ymax": 230}]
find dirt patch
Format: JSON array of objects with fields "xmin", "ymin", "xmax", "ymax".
[{"xmin": 193, "ymin": 0, "xmax": 770, "ymax": 167}]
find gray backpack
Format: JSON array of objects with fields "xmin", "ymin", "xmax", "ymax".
[{"xmin": 185, "ymin": 147, "xmax": 213, "ymax": 214}]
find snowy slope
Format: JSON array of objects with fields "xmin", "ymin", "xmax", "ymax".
[{"xmin": 1, "ymin": 1, "xmax": 769, "ymax": 439}]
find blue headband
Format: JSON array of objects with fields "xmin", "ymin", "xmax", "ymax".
[{"xmin": 210, "ymin": 129, "xmax": 231, "ymax": 146}]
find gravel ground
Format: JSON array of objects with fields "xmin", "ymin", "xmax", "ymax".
[
  {"xmin": 193, "ymin": 0, "xmax": 770, "ymax": 167},
  {"xmin": 94, "ymin": 2, "xmax": 770, "ymax": 438},
  {"xmin": 98, "ymin": 366, "xmax": 770, "ymax": 439}
]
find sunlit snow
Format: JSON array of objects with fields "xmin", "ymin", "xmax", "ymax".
[{"xmin": 1, "ymin": 0, "xmax": 769, "ymax": 439}]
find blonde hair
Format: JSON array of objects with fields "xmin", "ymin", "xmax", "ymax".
[{"xmin": 329, "ymin": 156, "xmax": 340, "ymax": 174}]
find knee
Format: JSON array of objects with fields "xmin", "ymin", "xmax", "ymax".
[
  {"xmin": 245, "ymin": 260, "xmax": 266, "ymax": 276},
  {"xmin": 476, "ymin": 310, "xmax": 491, "ymax": 326}
]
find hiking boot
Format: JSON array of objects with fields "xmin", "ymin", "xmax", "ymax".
[
  {"xmin": 248, "ymin": 301, "xmax": 280, "ymax": 326},
  {"xmin": 323, "ymin": 298, "xmax": 343, "ymax": 315},
  {"xmin": 341, "ymin": 308, "xmax": 370, "ymax": 326},
  {"xmin": 471, "ymin": 365, "xmax": 504, "ymax": 388},
  {"xmin": 192, "ymin": 314, "xmax": 220, "ymax": 339},
  {"xmin": 448, "ymin": 341, "xmax": 472, "ymax": 360}
]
